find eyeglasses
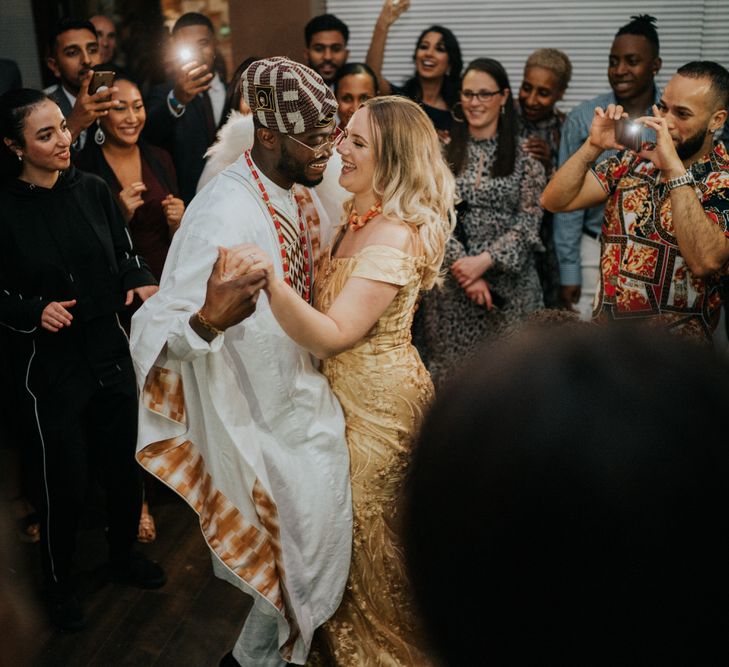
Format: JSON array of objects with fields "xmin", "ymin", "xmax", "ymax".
[
  {"xmin": 285, "ymin": 127, "xmax": 343, "ymax": 158},
  {"xmin": 460, "ymin": 89, "xmax": 503, "ymax": 103}
]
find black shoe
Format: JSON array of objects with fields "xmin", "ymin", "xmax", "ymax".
[
  {"xmin": 48, "ymin": 592, "xmax": 87, "ymax": 632},
  {"xmin": 219, "ymin": 652, "xmax": 241, "ymax": 667},
  {"xmin": 110, "ymin": 551, "xmax": 166, "ymax": 589}
]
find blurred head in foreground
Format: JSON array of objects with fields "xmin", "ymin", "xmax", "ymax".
[{"xmin": 405, "ymin": 325, "xmax": 729, "ymax": 665}]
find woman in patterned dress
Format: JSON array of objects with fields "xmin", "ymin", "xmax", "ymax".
[
  {"xmin": 241, "ymin": 95, "xmax": 455, "ymax": 665},
  {"xmin": 417, "ymin": 58, "xmax": 547, "ymax": 386}
]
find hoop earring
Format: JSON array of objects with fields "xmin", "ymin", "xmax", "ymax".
[
  {"xmin": 451, "ymin": 102, "xmax": 465, "ymax": 123},
  {"xmin": 94, "ymin": 119, "xmax": 106, "ymax": 145}
]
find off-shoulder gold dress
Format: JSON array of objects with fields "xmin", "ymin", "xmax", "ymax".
[{"xmin": 311, "ymin": 244, "xmax": 435, "ymax": 666}]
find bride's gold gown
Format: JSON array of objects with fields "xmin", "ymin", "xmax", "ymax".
[{"xmin": 311, "ymin": 244, "xmax": 435, "ymax": 666}]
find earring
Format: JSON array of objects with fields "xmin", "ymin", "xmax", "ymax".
[
  {"xmin": 94, "ymin": 119, "xmax": 106, "ymax": 145},
  {"xmin": 450, "ymin": 102, "xmax": 465, "ymax": 123},
  {"xmin": 500, "ymin": 104, "xmax": 505, "ymax": 116},
  {"xmin": 16, "ymin": 153, "xmax": 22, "ymax": 162}
]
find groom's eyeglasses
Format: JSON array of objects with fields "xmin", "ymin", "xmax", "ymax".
[{"xmin": 285, "ymin": 127, "xmax": 344, "ymax": 159}]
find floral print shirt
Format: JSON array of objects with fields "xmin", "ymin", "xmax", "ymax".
[{"xmin": 591, "ymin": 141, "xmax": 729, "ymax": 340}]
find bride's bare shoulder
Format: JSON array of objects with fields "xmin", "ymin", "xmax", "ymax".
[{"xmin": 364, "ymin": 218, "xmax": 416, "ymax": 254}]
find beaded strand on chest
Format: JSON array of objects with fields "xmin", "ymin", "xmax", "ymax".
[{"xmin": 244, "ymin": 150, "xmax": 311, "ymax": 302}]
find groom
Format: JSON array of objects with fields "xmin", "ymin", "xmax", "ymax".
[{"xmin": 130, "ymin": 58, "xmax": 351, "ymax": 667}]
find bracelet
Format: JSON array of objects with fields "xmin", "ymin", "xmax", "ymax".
[{"xmin": 195, "ymin": 310, "xmax": 224, "ymax": 336}]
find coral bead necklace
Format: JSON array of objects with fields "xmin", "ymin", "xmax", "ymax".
[
  {"xmin": 244, "ymin": 150, "xmax": 311, "ymax": 302},
  {"xmin": 348, "ymin": 201, "xmax": 382, "ymax": 231}
]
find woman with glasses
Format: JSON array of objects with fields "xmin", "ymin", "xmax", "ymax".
[
  {"xmin": 241, "ymin": 95, "xmax": 455, "ymax": 664},
  {"xmin": 417, "ymin": 58, "xmax": 546, "ymax": 386},
  {"xmin": 366, "ymin": 0, "xmax": 462, "ymax": 140}
]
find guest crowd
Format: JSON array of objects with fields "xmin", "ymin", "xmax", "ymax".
[{"xmin": 1, "ymin": 2, "xmax": 728, "ymax": 665}]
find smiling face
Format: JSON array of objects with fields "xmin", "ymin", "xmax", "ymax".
[
  {"xmin": 102, "ymin": 79, "xmax": 145, "ymax": 147},
  {"xmin": 278, "ymin": 121, "xmax": 336, "ymax": 188},
  {"xmin": 415, "ymin": 31, "xmax": 450, "ymax": 81},
  {"xmin": 519, "ymin": 66, "xmax": 563, "ymax": 122},
  {"xmin": 46, "ymin": 28, "xmax": 100, "ymax": 94},
  {"xmin": 305, "ymin": 30, "xmax": 348, "ymax": 83},
  {"xmin": 608, "ymin": 34, "xmax": 659, "ymax": 104},
  {"xmin": 461, "ymin": 69, "xmax": 508, "ymax": 137},
  {"xmin": 7, "ymin": 100, "xmax": 72, "ymax": 175},
  {"xmin": 657, "ymin": 74, "xmax": 726, "ymax": 162},
  {"xmin": 337, "ymin": 106, "xmax": 376, "ymax": 197},
  {"xmin": 336, "ymin": 73, "xmax": 377, "ymax": 130}
]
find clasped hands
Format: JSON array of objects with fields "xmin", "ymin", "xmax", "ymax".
[
  {"xmin": 590, "ymin": 103, "xmax": 685, "ymax": 177},
  {"xmin": 197, "ymin": 244, "xmax": 272, "ymax": 332},
  {"xmin": 451, "ymin": 252, "xmax": 496, "ymax": 310}
]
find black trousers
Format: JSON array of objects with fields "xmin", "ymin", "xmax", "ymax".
[{"xmin": 26, "ymin": 323, "xmax": 142, "ymax": 592}]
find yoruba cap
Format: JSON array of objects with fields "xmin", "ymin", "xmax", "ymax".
[{"xmin": 241, "ymin": 56, "xmax": 337, "ymax": 135}]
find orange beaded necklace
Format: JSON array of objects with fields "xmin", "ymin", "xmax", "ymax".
[{"xmin": 348, "ymin": 201, "xmax": 382, "ymax": 231}]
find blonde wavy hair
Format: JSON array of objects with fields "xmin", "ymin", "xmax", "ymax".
[{"xmin": 357, "ymin": 95, "xmax": 456, "ymax": 289}]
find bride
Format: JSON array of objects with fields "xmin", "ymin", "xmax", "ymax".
[{"xmin": 240, "ymin": 95, "xmax": 455, "ymax": 664}]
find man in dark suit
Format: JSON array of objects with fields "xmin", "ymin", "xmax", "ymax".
[
  {"xmin": 0, "ymin": 58, "xmax": 22, "ymax": 95},
  {"xmin": 45, "ymin": 17, "xmax": 117, "ymax": 149},
  {"xmin": 143, "ymin": 12, "xmax": 226, "ymax": 204}
]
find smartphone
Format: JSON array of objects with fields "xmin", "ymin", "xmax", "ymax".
[
  {"xmin": 178, "ymin": 47, "xmax": 201, "ymax": 64},
  {"xmin": 615, "ymin": 118, "xmax": 643, "ymax": 152},
  {"xmin": 89, "ymin": 70, "xmax": 115, "ymax": 95}
]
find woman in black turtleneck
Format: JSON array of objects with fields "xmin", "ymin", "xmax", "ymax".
[{"xmin": 0, "ymin": 89, "xmax": 165, "ymax": 632}]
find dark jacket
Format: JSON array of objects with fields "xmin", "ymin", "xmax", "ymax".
[
  {"xmin": 0, "ymin": 167, "xmax": 156, "ymax": 334},
  {"xmin": 75, "ymin": 139, "xmax": 179, "ymax": 198},
  {"xmin": 142, "ymin": 81, "xmax": 216, "ymax": 204}
]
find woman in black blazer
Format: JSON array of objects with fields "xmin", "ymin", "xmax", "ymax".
[{"xmin": 0, "ymin": 89, "xmax": 165, "ymax": 632}]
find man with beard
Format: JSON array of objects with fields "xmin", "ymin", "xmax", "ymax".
[
  {"xmin": 130, "ymin": 58, "xmax": 351, "ymax": 667},
  {"xmin": 303, "ymin": 14, "xmax": 349, "ymax": 85},
  {"xmin": 542, "ymin": 61, "xmax": 729, "ymax": 341},
  {"xmin": 554, "ymin": 15, "xmax": 662, "ymax": 318},
  {"xmin": 46, "ymin": 18, "xmax": 117, "ymax": 149}
]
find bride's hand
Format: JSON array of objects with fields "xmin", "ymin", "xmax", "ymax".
[{"xmin": 223, "ymin": 244, "xmax": 273, "ymax": 281}]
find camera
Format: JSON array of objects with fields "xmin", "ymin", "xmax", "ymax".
[{"xmin": 615, "ymin": 118, "xmax": 644, "ymax": 152}]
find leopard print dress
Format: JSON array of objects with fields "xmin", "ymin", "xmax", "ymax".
[{"xmin": 417, "ymin": 135, "xmax": 546, "ymax": 386}]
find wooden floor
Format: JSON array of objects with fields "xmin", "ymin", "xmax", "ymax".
[{"xmin": 15, "ymin": 485, "xmax": 252, "ymax": 667}]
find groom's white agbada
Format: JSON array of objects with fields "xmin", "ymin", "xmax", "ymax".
[{"xmin": 130, "ymin": 58, "xmax": 351, "ymax": 666}]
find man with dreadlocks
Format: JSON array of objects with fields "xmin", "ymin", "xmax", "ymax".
[{"xmin": 554, "ymin": 15, "xmax": 662, "ymax": 317}]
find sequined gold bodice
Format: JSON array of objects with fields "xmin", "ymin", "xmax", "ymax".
[{"xmin": 310, "ymin": 244, "xmax": 435, "ymax": 666}]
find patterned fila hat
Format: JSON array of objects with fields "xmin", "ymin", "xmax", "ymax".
[{"xmin": 241, "ymin": 56, "xmax": 337, "ymax": 135}]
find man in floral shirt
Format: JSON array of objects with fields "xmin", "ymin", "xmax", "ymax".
[{"xmin": 542, "ymin": 61, "xmax": 729, "ymax": 341}]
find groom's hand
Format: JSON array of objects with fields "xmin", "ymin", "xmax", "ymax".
[{"xmin": 195, "ymin": 247, "xmax": 267, "ymax": 336}]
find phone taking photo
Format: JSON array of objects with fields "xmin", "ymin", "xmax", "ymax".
[
  {"xmin": 89, "ymin": 70, "xmax": 115, "ymax": 96},
  {"xmin": 178, "ymin": 47, "xmax": 201, "ymax": 65},
  {"xmin": 615, "ymin": 118, "xmax": 643, "ymax": 152}
]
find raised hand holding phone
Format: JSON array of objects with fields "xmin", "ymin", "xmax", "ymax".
[
  {"xmin": 588, "ymin": 103, "xmax": 629, "ymax": 152},
  {"xmin": 173, "ymin": 50, "xmax": 213, "ymax": 106},
  {"xmin": 65, "ymin": 70, "xmax": 119, "ymax": 141}
]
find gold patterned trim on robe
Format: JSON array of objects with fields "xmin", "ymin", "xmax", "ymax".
[
  {"xmin": 293, "ymin": 185, "xmax": 321, "ymax": 268},
  {"xmin": 136, "ymin": 365, "xmax": 300, "ymax": 661}
]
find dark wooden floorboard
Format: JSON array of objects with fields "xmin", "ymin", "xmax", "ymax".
[{"xmin": 16, "ymin": 484, "xmax": 251, "ymax": 666}]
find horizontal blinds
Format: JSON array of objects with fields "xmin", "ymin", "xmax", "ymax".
[{"xmin": 327, "ymin": 0, "xmax": 729, "ymax": 113}]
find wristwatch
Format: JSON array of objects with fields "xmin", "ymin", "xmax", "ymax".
[
  {"xmin": 168, "ymin": 90, "xmax": 186, "ymax": 113},
  {"xmin": 665, "ymin": 170, "xmax": 696, "ymax": 191}
]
